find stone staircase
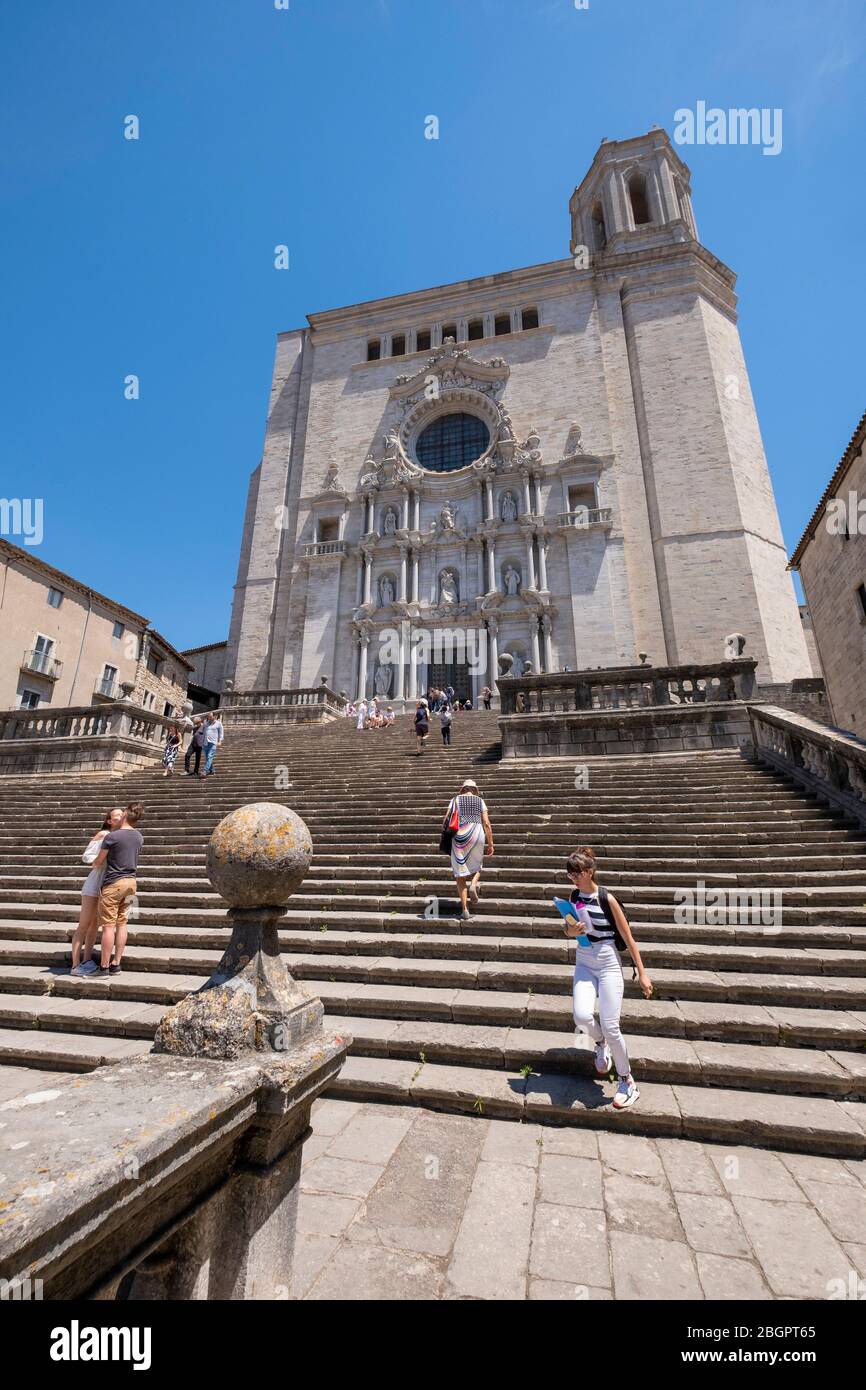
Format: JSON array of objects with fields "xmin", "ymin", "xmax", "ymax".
[{"xmin": 1, "ymin": 710, "xmax": 866, "ymax": 1156}]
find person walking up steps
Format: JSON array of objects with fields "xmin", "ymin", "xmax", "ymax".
[
  {"xmin": 70, "ymin": 807, "xmax": 123, "ymax": 976},
  {"xmin": 443, "ymin": 779, "xmax": 493, "ymax": 920},
  {"xmin": 200, "ymin": 710, "xmax": 224, "ymax": 778},
  {"xmin": 89, "ymin": 803, "xmax": 144, "ymax": 978},
  {"xmin": 564, "ymin": 846, "xmax": 652, "ymax": 1111},
  {"xmin": 440, "ymin": 702, "xmax": 453, "ymax": 746},
  {"xmin": 414, "ymin": 698, "xmax": 430, "ymax": 754}
]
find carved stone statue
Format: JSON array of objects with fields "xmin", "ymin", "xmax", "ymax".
[
  {"xmin": 498, "ymin": 407, "xmax": 515, "ymax": 442},
  {"xmin": 501, "ymin": 491, "xmax": 518, "ymax": 523},
  {"xmin": 383, "ymin": 428, "xmax": 402, "ymax": 460},
  {"xmin": 383, "ymin": 507, "xmax": 398, "ymax": 536},
  {"xmin": 439, "ymin": 570, "xmax": 459, "ymax": 606},
  {"xmin": 379, "ymin": 575, "xmax": 395, "ymax": 607},
  {"xmin": 504, "ymin": 565, "xmax": 521, "ymax": 597},
  {"xmin": 724, "ymin": 633, "xmax": 746, "ymax": 660},
  {"xmin": 440, "ymin": 500, "xmax": 456, "ymax": 530},
  {"xmin": 374, "ymin": 664, "xmax": 393, "ymax": 697}
]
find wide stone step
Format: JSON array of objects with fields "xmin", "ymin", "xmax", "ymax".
[
  {"xmin": 5, "ymin": 939, "xmax": 866, "ymax": 1010},
  {"xmin": 1, "ymin": 991, "xmax": 865, "ymax": 1105},
  {"xmin": 6, "ymin": 912, "xmax": 866, "ymax": 954},
  {"xmin": 3, "ymin": 963, "xmax": 866, "ymax": 1051},
  {"xmin": 326, "ymin": 1056, "xmax": 866, "ymax": 1157}
]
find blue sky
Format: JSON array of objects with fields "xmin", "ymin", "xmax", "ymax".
[{"xmin": 1, "ymin": 0, "xmax": 864, "ymax": 651}]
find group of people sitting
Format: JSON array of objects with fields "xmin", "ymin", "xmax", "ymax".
[{"xmin": 348, "ymin": 698, "xmax": 396, "ymax": 729}]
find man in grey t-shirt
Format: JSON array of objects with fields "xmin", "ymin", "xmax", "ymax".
[{"xmin": 92, "ymin": 804, "xmax": 144, "ymax": 976}]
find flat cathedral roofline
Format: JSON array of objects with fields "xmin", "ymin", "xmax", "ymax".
[{"xmin": 276, "ymin": 256, "xmax": 574, "ymax": 340}]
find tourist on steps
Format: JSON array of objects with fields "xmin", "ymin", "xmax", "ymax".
[
  {"xmin": 70, "ymin": 806, "xmax": 124, "ymax": 976},
  {"xmin": 414, "ymin": 698, "xmax": 430, "ymax": 753},
  {"xmin": 443, "ymin": 779, "xmax": 494, "ymax": 919},
  {"xmin": 162, "ymin": 724, "xmax": 182, "ymax": 776},
  {"xmin": 89, "ymin": 803, "xmax": 144, "ymax": 977},
  {"xmin": 200, "ymin": 711, "xmax": 224, "ymax": 778},
  {"xmin": 481, "ymin": 686, "xmax": 492, "ymax": 710},
  {"xmin": 440, "ymin": 702, "xmax": 453, "ymax": 746},
  {"xmin": 184, "ymin": 717, "xmax": 206, "ymax": 776},
  {"xmin": 356, "ymin": 698, "xmax": 368, "ymax": 731},
  {"xmin": 564, "ymin": 846, "xmax": 653, "ymax": 1111}
]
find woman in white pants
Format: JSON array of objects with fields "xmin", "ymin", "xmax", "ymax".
[{"xmin": 565, "ymin": 846, "xmax": 653, "ymax": 1110}]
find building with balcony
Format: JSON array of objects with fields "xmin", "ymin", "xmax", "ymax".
[
  {"xmin": 0, "ymin": 540, "xmax": 193, "ymax": 715},
  {"xmin": 226, "ymin": 129, "xmax": 811, "ymax": 706},
  {"xmin": 789, "ymin": 409, "xmax": 866, "ymax": 738}
]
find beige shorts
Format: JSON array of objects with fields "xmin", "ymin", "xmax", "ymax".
[{"xmin": 97, "ymin": 877, "xmax": 136, "ymax": 931}]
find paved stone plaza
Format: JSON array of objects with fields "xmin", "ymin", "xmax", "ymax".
[{"xmin": 293, "ymin": 1097, "xmax": 866, "ymax": 1301}]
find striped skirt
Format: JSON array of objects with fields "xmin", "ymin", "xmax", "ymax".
[{"xmin": 450, "ymin": 821, "xmax": 485, "ymax": 879}]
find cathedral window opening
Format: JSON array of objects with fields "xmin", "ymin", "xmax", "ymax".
[
  {"xmin": 416, "ymin": 412, "xmax": 491, "ymax": 473},
  {"xmin": 467, "ymin": 318, "xmax": 484, "ymax": 340},
  {"xmin": 416, "ymin": 329, "xmax": 431, "ymax": 351},
  {"xmin": 591, "ymin": 201, "xmax": 607, "ymax": 250},
  {"xmin": 627, "ymin": 171, "xmax": 652, "ymax": 226},
  {"xmin": 521, "ymin": 307, "xmax": 539, "ymax": 330},
  {"xmin": 441, "ymin": 323, "xmax": 457, "ymax": 342},
  {"xmin": 318, "ymin": 518, "xmax": 339, "ymax": 543},
  {"xmin": 494, "ymin": 314, "xmax": 511, "ymax": 336},
  {"xmin": 366, "ymin": 339, "xmax": 381, "ymax": 361},
  {"xmin": 391, "ymin": 333, "xmax": 406, "ymax": 357}
]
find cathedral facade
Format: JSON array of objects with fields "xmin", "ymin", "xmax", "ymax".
[{"xmin": 226, "ymin": 129, "xmax": 810, "ymax": 706}]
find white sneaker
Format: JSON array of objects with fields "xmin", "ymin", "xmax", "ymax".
[
  {"xmin": 595, "ymin": 1041, "xmax": 612, "ymax": 1076},
  {"xmin": 612, "ymin": 1077, "xmax": 640, "ymax": 1110}
]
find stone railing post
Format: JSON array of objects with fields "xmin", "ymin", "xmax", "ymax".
[{"xmin": 145, "ymin": 801, "xmax": 348, "ymax": 1299}]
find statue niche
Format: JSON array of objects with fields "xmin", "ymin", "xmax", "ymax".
[
  {"xmin": 379, "ymin": 574, "xmax": 396, "ymax": 607},
  {"xmin": 374, "ymin": 663, "xmax": 393, "ymax": 698},
  {"xmin": 382, "ymin": 506, "xmax": 398, "ymax": 536},
  {"xmin": 439, "ymin": 569, "xmax": 460, "ymax": 606},
  {"xmin": 503, "ymin": 564, "xmax": 521, "ymax": 598},
  {"xmin": 501, "ymin": 491, "xmax": 518, "ymax": 523}
]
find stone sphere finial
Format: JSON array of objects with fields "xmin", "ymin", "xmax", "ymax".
[
  {"xmin": 498, "ymin": 651, "xmax": 514, "ymax": 676},
  {"xmin": 207, "ymin": 803, "xmax": 312, "ymax": 909}
]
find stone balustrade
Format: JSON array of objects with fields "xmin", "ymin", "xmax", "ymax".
[
  {"xmin": 0, "ymin": 700, "xmax": 178, "ymax": 778},
  {"xmin": 221, "ymin": 685, "xmax": 348, "ymax": 726},
  {"xmin": 749, "ymin": 705, "xmax": 866, "ymax": 829},
  {"xmin": 498, "ymin": 659, "xmax": 757, "ymax": 715}
]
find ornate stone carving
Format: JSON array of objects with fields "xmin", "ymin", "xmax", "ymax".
[
  {"xmin": 501, "ymin": 491, "xmax": 518, "ymax": 523},
  {"xmin": 322, "ymin": 461, "xmax": 341, "ymax": 492},
  {"xmin": 431, "ymin": 500, "xmax": 460, "ymax": 534},
  {"xmin": 724, "ymin": 633, "xmax": 746, "ymax": 660},
  {"xmin": 382, "ymin": 507, "xmax": 398, "ymax": 536},
  {"xmin": 504, "ymin": 564, "xmax": 521, "ymax": 597},
  {"xmin": 379, "ymin": 575, "xmax": 395, "ymax": 607},
  {"xmin": 374, "ymin": 663, "xmax": 393, "ymax": 697},
  {"xmin": 439, "ymin": 569, "xmax": 460, "ymax": 606}
]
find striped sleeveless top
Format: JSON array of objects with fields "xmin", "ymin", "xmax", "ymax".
[{"xmin": 569, "ymin": 888, "xmax": 616, "ymax": 942}]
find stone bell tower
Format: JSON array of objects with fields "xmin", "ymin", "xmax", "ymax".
[{"xmin": 567, "ymin": 129, "xmax": 809, "ymax": 680}]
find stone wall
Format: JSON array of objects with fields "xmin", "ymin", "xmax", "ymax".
[
  {"xmin": 499, "ymin": 701, "xmax": 753, "ymax": 761},
  {"xmin": 795, "ymin": 433, "xmax": 866, "ymax": 738}
]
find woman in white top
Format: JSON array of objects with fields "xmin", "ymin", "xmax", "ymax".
[
  {"xmin": 356, "ymin": 699, "xmax": 368, "ymax": 731},
  {"xmin": 442, "ymin": 779, "xmax": 494, "ymax": 920},
  {"xmin": 70, "ymin": 807, "xmax": 124, "ymax": 975}
]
